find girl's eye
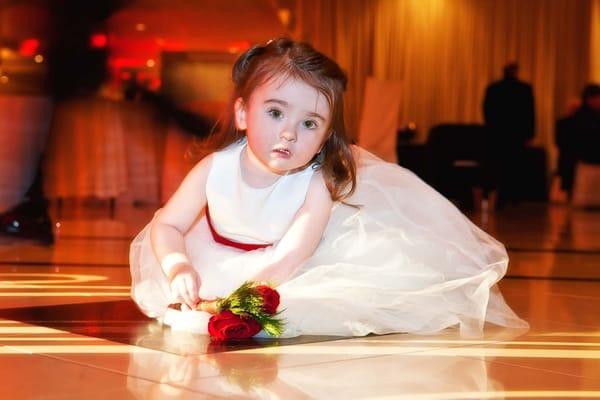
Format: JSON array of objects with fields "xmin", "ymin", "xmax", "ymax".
[
  {"xmin": 303, "ymin": 120, "xmax": 318, "ymax": 130},
  {"xmin": 267, "ymin": 109, "xmax": 283, "ymax": 119}
]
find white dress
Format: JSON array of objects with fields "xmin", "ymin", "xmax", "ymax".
[{"xmin": 130, "ymin": 140, "xmax": 527, "ymax": 337}]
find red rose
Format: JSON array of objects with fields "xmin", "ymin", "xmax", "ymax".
[
  {"xmin": 255, "ymin": 285, "xmax": 280, "ymax": 315},
  {"xmin": 208, "ymin": 310, "xmax": 261, "ymax": 340}
]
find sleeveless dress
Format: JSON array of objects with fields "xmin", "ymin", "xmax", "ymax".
[{"xmin": 130, "ymin": 140, "xmax": 527, "ymax": 337}]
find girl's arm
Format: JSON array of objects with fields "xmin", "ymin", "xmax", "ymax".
[
  {"xmin": 252, "ymin": 171, "xmax": 333, "ymax": 285},
  {"xmin": 151, "ymin": 154, "xmax": 213, "ymax": 307}
]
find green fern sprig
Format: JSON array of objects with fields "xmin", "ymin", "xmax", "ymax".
[
  {"xmin": 252, "ymin": 311, "xmax": 285, "ymax": 337},
  {"xmin": 217, "ymin": 281, "xmax": 285, "ymax": 337}
]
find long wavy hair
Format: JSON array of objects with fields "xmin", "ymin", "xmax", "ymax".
[{"xmin": 207, "ymin": 38, "xmax": 357, "ymax": 202}]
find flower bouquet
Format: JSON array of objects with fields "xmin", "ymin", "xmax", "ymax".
[{"xmin": 170, "ymin": 282, "xmax": 284, "ymax": 341}]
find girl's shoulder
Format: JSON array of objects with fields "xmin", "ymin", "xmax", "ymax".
[
  {"xmin": 309, "ymin": 168, "xmax": 326, "ymax": 186},
  {"xmin": 306, "ymin": 169, "xmax": 331, "ymax": 205},
  {"xmin": 187, "ymin": 152, "xmax": 215, "ymax": 183}
]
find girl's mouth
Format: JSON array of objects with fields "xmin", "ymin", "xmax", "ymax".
[{"xmin": 273, "ymin": 148, "xmax": 291, "ymax": 158}]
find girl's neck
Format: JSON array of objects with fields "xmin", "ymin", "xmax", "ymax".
[{"xmin": 240, "ymin": 145, "xmax": 286, "ymax": 188}]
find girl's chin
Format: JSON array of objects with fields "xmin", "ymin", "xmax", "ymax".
[
  {"xmin": 266, "ymin": 159, "xmax": 290, "ymax": 170},
  {"xmin": 266, "ymin": 165, "xmax": 292, "ymax": 175},
  {"xmin": 267, "ymin": 159, "xmax": 310, "ymax": 174}
]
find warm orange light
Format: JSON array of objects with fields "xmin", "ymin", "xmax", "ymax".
[
  {"xmin": 228, "ymin": 41, "xmax": 251, "ymax": 54},
  {"xmin": 0, "ymin": 337, "xmax": 97, "ymax": 341},
  {"xmin": 0, "ymin": 272, "xmax": 108, "ymax": 284},
  {"xmin": 0, "ymin": 75, "xmax": 8, "ymax": 84},
  {"xmin": 34, "ymin": 54, "xmax": 44, "ymax": 63},
  {"xmin": 0, "ymin": 345, "xmax": 157, "ymax": 354},
  {"xmin": 90, "ymin": 33, "xmax": 108, "ymax": 48},
  {"xmin": 146, "ymin": 59, "xmax": 155, "ymax": 68},
  {"xmin": 136, "ymin": 23, "xmax": 146, "ymax": 31},
  {"xmin": 277, "ymin": 8, "xmax": 291, "ymax": 27},
  {"xmin": 592, "ymin": 0, "xmax": 600, "ymax": 82}
]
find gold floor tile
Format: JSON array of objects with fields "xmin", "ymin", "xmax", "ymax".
[
  {"xmin": 0, "ymin": 238, "xmax": 130, "ymax": 265},
  {"xmin": 0, "ymin": 348, "xmax": 199, "ymax": 400},
  {"xmin": 507, "ymin": 252, "xmax": 600, "ymax": 279},
  {"xmin": 0, "ymin": 265, "xmax": 131, "ymax": 309},
  {"xmin": 448, "ymin": 331, "xmax": 600, "ymax": 380},
  {"xmin": 0, "ymin": 319, "xmax": 215, "ymax": 389}
]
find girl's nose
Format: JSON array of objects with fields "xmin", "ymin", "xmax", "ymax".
[{"xmin": 280, "ymin": 128, "xmax": 297, "ymax": 142}]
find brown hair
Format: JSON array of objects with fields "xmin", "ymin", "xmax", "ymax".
[{"xmin": 209, "ymin": 37, "xmax": 357, "ymax": 202}]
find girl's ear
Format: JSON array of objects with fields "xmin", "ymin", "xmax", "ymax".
[{"xmin": 234, "ymin": 97, "xmax": 247, "ymax": 130}]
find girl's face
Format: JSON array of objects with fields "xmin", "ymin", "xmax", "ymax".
[{"xmin": 234, "ymin": 76, "xmax": 332, "ymax": 175}]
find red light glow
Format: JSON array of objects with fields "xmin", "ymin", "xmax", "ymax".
[
  {"xmin": 149, "ymin": 78, "xmax": 161, "ymax": 91},
  {"xmin": 19, "ymin": 38, "xmax": 40, "ymax": 57},
  {"xmin": 90, "ymin": 33, "xmax": 108, "ymax": 48}
]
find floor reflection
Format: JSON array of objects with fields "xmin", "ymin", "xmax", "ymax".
[
  {"xmin": 0, "ymin": 203, "xmax": 599, "ymax": 398},
  {"xmin": 126, "ymin": 344, "xmax": 501, "ymax": 399}
]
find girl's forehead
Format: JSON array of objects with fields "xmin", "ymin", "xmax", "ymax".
[{"xmin": 251, "ymin": 75, "xmax": 331, "ymax": 115}]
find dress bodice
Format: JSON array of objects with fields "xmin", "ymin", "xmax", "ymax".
[{"xmin": 205, "ymin": 140, "xmax": 315, "ymax": 244}]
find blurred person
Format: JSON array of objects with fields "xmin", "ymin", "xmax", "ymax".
[
  {"xmin": 0, "ymin": 167, "xmax": 54, "ymax": 244},
  {"xmin": 0, "ymin": 1, "xmax": 124, "ymax": 244},
  {"xmin": 0, "ymin": 0, "xmax": 212, "ymax": 243},
  {"xmin": 572, "ymin": 84, "xmax": 600, "ymax": 163},
  {"xmin": 555, "ymin": 98, "xmax": 581, "ymax": 196},
  {"xmin": 555, "ymin": 84, "xmax": 600, "ymax": 195},
  {"xmin": 483, "ymin": 62, "xmax": 535, "ymax": 209}
]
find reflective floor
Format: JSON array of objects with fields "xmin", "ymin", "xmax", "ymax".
[{"xmin": 0, "ymin": 202, "xmax": 599, "ymax": 399}]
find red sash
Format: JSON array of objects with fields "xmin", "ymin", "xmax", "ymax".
[{"xmin": 205, "ymin": 207, "xmax": 272, "ymax": 252}]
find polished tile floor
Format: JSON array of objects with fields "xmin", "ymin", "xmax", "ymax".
[{"xmin": 0, "ymin": 202, "xmax": 599, "ymax": 399}]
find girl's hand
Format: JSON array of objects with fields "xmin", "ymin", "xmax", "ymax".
[{"xmin": 168, "ymin": 263, "xmax": 201, "ymax": 309}]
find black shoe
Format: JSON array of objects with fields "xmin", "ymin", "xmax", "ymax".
[{"xmin": 0, "ymin": 201, "xmax": 54, "ymax": 245}]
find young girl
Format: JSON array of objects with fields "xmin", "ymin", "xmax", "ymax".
[{"xmin": 130, "ymin": 38, "xmax": 527, "ymax": 337}]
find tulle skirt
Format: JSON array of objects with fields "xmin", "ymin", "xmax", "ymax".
[{"xmin": 130, "ymin": 147, "xmax": 527, "ymax": 337}]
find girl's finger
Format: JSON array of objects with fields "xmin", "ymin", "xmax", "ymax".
[
  {"xmin": 170, "ymin": 282, "xmax": 184, "ymax": 304},
  {"xmin": 178, "ymin": 281, "xmax": 193, "ymax": 308},
  {"xmin": 186, "ymin": 278, "xmax": 200, "ymax": 305},
  {"xmin": 183, "ymin": 283, "xmax": 198, "ymax": 309}
]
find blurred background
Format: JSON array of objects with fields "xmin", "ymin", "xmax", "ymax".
[{"xmin": 0, "ymin": 0, "xmax": 598, "ymax": 274}]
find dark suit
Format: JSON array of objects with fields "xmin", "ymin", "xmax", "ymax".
[
  {"xmin": 555, "ymin": 116, "xmax": 578, "ymax": 192},
  {"xmin": 572, "ymin": 107, "xmax": 600, "ymax": 164},
  {"xmin": 483, "ymin": 77, "xmax": 535, "ymax": 205},
  {"xmin": 555, "ymin": 106, "xmax": 600, "ymax": 193}
]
